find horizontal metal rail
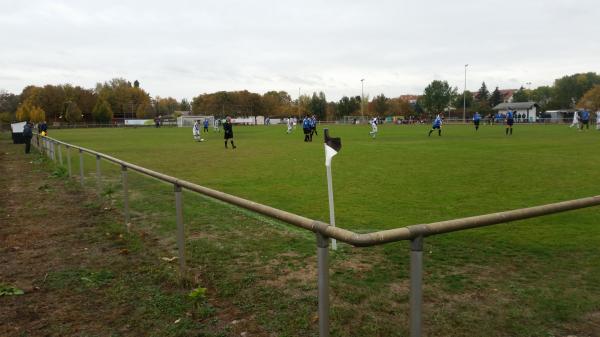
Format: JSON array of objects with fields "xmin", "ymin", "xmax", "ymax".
[{"xmin": 43, "ymin": 135, "xmax": 600, "ymax": 246}]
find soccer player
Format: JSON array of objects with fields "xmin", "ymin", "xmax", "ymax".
[
  {"xmin": 580, "ymin": 109, "xmax": 590, "ymax": 130},
  {"xmin": 428, "ymin": 113, "xmax": 443, "ymax": 136},
  {"xmin": 286, "ymin": 117, "xmax": 293, "ymax": 134},
  {"xmin": 310, "ymin": 115, "xmax": 318, "ymax": 140},
  {"xmin": 203, "ymin": 118, "xmax": 209, "ymax": 133},
  {"xmin": 505, "ymin": 109, "xmax": 514, "ymax": 135},
  {"xmin": 473, "ymin": 112, "xmax": 481, "ymax": 131},
  {"xmin": 223, "ymin": 116, "xmax": 236, "ymax": 149},
  {"xmin": 193, "ymin": 120, "xmax": 201, "ymax": 141},
  {"xmin": 369, "ymin": 117, "xmax": 378, "ymax": 138},
  {"xmin": 302, "ymin": 116, "xmax": 311, "ymax": 142},
  {"xmin": 596, "ymin": 111, "xmax": 600, "ymax": 130},
  {"xmin": 213, "ymin": 118, "xmax": 221, "ymax": 132},
  {"xmin": 569, "ymin": 111, "xmax": 580, "ymax": 128}
]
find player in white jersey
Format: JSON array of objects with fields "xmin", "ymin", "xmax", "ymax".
[
  {"xmin": 569, "ymin": 111, "xmax": 579, "ymax": 128},
  {"xmin": 213, "ymin": 118, "xmax": 220, "ymax": 132},
  {"xmin": 369, "ymin": 117, "xmax": 378, "ymax": 138},
  {"xmin": 286, "ymin": 117, "xmax": 293, "ymax": 134},
  {"xmin": 596, "ymin": 111, "xmax": 600, "ymax": 130},
  {"xmin": 193, "ymin": 120, "xmax": 201, "ymax": 141}
]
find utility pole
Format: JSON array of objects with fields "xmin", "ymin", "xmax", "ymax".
[
  {"xmin": 361, "ymin": 79, "xmax": 365, "ymax": 122},
  {"xmin": 298, "ymin": 87, "xmax": 301, "ymax": 118},
  {"xmin": 463, "ymin": 64, "xmax": 468, "ymax": 123}
]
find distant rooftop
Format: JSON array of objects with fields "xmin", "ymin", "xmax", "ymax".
[{"xmin": 493, "ymin": 102, "xmax": 539, "ymax": 110}]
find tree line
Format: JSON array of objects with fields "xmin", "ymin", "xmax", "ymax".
[
  {"xmin": 420, "ymin": 72, "xmax": 600, "ymax": 116},
  {"xmin": 2, "ymin": 72, "xmax": 600, "ymax": 124}
]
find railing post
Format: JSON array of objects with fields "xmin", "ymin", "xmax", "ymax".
[
  {"xmin": 57, "ymin": 143, "xmax": 63, "ymax": 165},
  {"xmin": 121, "ymin": 165, "xmax": 130, "ymax": 231},
  {"xmin": 96, "ymin": 154, "xmax": 101, "ymax": 193},
  {"xmin": 174, "ymin": 184, "xmax": 186, "ymax": 273},
  {"xmin": 51, "ymin": 141, "xmax": 56, "ymax": 161},
  {"xmin": 410, "ymin": 236, "xmax": 424, "ymax": 337},
  {"xmin": 79, "ymin": 149, "xmax": 84, "ymax": 187},
  {"xmin": 316, "ymin": 232, "xmax": 330, "ymax": 337},
  {"xmin": 66, "ymin": 145, "xmax": 72, "ymax": 177}
]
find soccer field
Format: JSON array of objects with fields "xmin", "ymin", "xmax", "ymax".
[
  {"xmin": 46, "ymin": 123, "xmax": 600, "ymax": 336},
  {"xmin": 51, "ymin": 123, "xmax": 599, "ymax": 231}
]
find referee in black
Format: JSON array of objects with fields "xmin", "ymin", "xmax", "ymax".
[{"xmin": 223, "ymin": 117, "xmax": 236, "ymax": 149}]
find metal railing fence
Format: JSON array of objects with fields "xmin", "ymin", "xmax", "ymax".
[{"xmin": 31, "ymin": 133, "xmax": 600, "ymax": 337}]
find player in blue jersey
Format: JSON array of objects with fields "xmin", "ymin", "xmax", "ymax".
[
  {"xmin": 473, "ymin": 112, "xmax": 481, "ymax": 131},
  {"xmin": 309, "ymin": 115, "xmax": 318, "ymax": 141},
  {"xmin": 428, "ymin": 113, "xmax": 443, "ymax": 136},
  {"xmin": 580, "ymin": 109, "xmax": 590, "ymax": 130},
  {"xmin": 203, "ymin": 118, "xmax": 209, "ymax": 133},
  {"xmin": 505, "ymin": 109, "xmax": 514, "ymax": 135},
  {"xmin": 302, "ymin": 116, "xmax": 312, "ymax": 142}
]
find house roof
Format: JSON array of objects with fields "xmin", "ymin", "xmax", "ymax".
[{"xmin": 493, "ymin": 102, "xmax": 539, "ymax": 110}]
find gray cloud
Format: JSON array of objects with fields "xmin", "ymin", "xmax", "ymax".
[{"xmin": 1, "ymin": 0, "xmax": 599, "ymax": 100}]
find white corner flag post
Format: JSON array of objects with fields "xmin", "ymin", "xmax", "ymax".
[{"xmin": 324, "ymin": 128, "xmax": 341, "ymax": 251}]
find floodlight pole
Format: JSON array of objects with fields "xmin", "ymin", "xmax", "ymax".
[
  {"xmin": 463, "ymin": 64, "xmax": 468, "ymax": 123},
  {"xmin": 361, "ymin": 79, "xmax": 365, "ymax": 122},
  {"xmin": 298, "ymin": 87, "xmax": 301, "ymax": 118}
]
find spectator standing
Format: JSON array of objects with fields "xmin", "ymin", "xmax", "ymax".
[
  {"xmin": 23, "ymin": 121, "xmax": 33, "ymax": 154},
  {"xmin": 39, "ymin": 120, "xmax": 48, "ymax": 136}
]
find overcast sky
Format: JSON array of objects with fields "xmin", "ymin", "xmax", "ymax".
[{"xmin": 1, "ymin": 0, "xmax": 599, "ymax": 101}]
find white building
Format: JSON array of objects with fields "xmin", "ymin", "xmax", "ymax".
[
  {"xmin": 545, "ymin": 110, "xmax": 574, "ymax": 123},
  {"xmin": 493, "ymin": 102, "xmax": 539, "ymax": 122}
]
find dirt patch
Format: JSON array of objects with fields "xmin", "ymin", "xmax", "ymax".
[
  {"xmin": 263, "ymin": 263, "xmax": 317, "ymax": 289},
  {"xmin": 336, "ymin": 258, "xmax": 375, "ymax": 273},
  {"xmin": 0, "ymin": 144, "xmax": 120, "ymax": 336},
  {"xmin": 0, "ymin": 138, "xmax": 264, "ymax": 337}
]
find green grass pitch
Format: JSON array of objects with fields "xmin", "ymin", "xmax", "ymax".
[{"xmin": 51, "ymin": 123, "xmax": 599, "ymax": 231}]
